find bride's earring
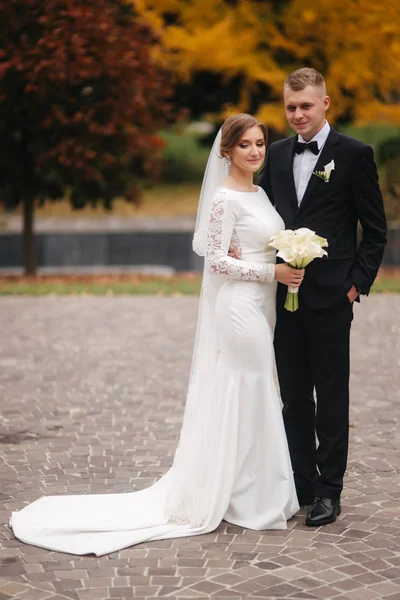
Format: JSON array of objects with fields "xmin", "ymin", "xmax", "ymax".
[{"xmin": 226, "ymin": 155, "xmax": 232, "ymax": 173}]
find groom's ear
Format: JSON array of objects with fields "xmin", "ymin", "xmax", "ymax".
[{"xmin": 324, "ymin": 96, "xmax": 330, "ymax": 112}]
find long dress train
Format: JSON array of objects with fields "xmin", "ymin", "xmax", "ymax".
[{"xmin": 10, "ymin": 186, "xmax": 299, "ymax": 556}]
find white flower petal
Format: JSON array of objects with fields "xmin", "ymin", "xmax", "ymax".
[{"xmin": 324, "ymin": 159, "xmax": 335, "ymax": 172}]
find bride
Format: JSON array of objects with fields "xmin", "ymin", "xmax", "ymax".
[{"xmin": 11, "ymin": 114, "xmax": 302, "ymax": 556}]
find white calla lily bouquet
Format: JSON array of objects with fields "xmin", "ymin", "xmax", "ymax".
[{"xmin": 269, "ymin": 228, "xmax": 328, "ymax": 311}]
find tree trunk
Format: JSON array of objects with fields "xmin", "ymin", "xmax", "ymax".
[{"xmin": 23, "ymin": 192, "xmax": 36, "ymax": 275}]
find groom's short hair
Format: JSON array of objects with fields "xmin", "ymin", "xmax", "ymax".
[{"xmin": 284, "ymin": 68, "xmax": 326, "ymax": 96}]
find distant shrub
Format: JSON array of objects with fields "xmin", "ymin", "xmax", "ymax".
[
  {"xmin": 339, "ymin": 123, "xmax": 400, "ymax": 160},
  {"xmin": 378, "ymin": 137, "xmax": 400, "ymax": 163},
  {"xmin": 339, "ymin": 124, "xmax": 400, "ymax": 221},
  {"xmin": 378, "ymin": 137, "xmax": 400, "ymax": 222},
  {"xmin": 159, "ymin": 129, "xmax": 211, "ymax": 183}
]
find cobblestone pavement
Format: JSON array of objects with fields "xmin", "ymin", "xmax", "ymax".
[{"xmin": 0, "ymin": 295, "xmax": 399, "ymax": 600}]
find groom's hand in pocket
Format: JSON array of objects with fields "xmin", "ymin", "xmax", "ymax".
[{"xmin": 347, "ymin": 284, "xmax": 359, "ymax": 303}]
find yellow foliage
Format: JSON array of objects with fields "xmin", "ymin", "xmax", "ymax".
[
  {"xmin": 134, "ymin": 0, "xmax": 400, "ymax": 131},
  {"xmin": 280, "ymin": 0, "xmax": 400, "ymax": 126}
]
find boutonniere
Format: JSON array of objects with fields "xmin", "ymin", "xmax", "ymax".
[{"xmin": 313, "ymin": 159, "xmax": 335, "ymax": 183}]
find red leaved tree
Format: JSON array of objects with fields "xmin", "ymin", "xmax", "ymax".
[{"xmin": 0, "ymin": 0, "xmax": 174, "ymax": 274}]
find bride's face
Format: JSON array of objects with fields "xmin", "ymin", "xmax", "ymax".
[{"xmin": 230, "ymin": 125, "xmax": 266, "ymax": 173}]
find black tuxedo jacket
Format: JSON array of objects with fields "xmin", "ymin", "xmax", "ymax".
[{"xmin": 258, "ymin": 128, "xmax": 387, "ymax": 310}]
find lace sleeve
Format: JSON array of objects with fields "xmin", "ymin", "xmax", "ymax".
[
  {"xmin": 230, "ymin": 228, "xmax": 242, "ymax": 259},
  {"xmin": 205, "ymin": 189, "xmax": 275, "ymax": 283}
]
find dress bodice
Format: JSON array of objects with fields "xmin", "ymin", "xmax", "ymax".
[
  {"xmin": 220, "ymin": 186, "xmax": 284, "ymax": 264},
  {"xmin": 205, "ymin": 186, "xmax": 285, "ymax": 283}
]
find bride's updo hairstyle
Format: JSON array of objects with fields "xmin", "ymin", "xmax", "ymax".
[{"xmin": 220, "ymin": 114, "xmax": 268, "ymax": 158}]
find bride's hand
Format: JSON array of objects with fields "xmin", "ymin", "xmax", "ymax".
[
  {"xmin": 275, "ymin": 264, "xmax": 304, "ymax": 287},
  {"xmin": 228, "ymin": 246, "xmax": 241, "ymax": 259}
]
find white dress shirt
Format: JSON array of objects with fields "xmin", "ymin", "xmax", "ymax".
[{"xmin": 293, "ymin": 121, "xmax": 331, "ymax": 205}]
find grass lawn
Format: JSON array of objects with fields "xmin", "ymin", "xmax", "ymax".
[
  {"xmin": 0, "ymin": 268, "xmax": 399, "ymax": 296},
  {"xmin": 0, "ymin": 273, "xmax": 203, "ymax": 296},
  {"xmin": 7, "ymin": 183, "xmax": 202, "ymax": 219}
]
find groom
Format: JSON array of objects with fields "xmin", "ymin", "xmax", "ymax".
[{"xmin": 258, "ymin": 67, "xmax": 387, "ymax": 526}]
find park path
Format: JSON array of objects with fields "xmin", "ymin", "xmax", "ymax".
[{"xmin": 0, "ymin": 295, "xmax": 399, "ymax": 600}]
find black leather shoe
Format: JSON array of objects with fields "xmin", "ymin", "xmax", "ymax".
[{"xmin": 305, "ymin": 497, "xmax": 341, "ymax": 526}]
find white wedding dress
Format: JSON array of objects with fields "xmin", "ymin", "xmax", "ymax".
[{"xmin": 11, "ymin": 186, "xmax": 299, "ymax": 556}]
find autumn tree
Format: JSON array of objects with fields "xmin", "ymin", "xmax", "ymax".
[
  {"xmin": 136, "ymin": 0, "xmax": 287, "ymax": 129},
  {"xmin": 136, "ymin": 0, "xmax": 400, "ymax": 130},
  {"xmin": 276, "ymin": 0, "xmax": 400, "ymax": 126},
  {"xmin": 0, "ymin": 0, "xmax": 174, "ymax": 274}
]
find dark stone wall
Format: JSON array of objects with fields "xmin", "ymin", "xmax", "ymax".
[
  {"xmin": 0, "ymin": 227, "xmax": 398, "ymax": 271},
  {"xmin": 0, "ymin": 231, "xmax": 203, "ymax": 271}
]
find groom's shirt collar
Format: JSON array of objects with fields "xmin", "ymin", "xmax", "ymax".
[
  {"xmin": 298, "ymin": 120, "xmax": 330, "ymax": 152},
  {"xmin": 293, "ymin": 121, "xmax": 331, "ymax": 206}
]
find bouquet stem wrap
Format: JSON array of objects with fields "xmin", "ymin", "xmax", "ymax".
[
  {"xmin": 269, "ymin": 228, "xmax": 329, "ymax": 312},
  {"xmin": 286, "ymin": 284, "xmax": 299, "ymax": 312}
]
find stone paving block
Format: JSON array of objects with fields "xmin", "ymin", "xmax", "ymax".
[
  {"xmin": 170, "ymin": 590, "xmax": 208, "ymax": 597},
  {"xmin": 369, "ymin": 581, "xmax": 400, "ymax": 595},
  {"xmin": 332, "ymin": 577, "xmax": 364, "ymax": 591},
  {"xmin": 257, "ymin": 581, "xmax": 302, "ymax": 596},
  {"xmin": 18, "ymin": 589, "xmax": 58, "ymax": 600},
  {"xmin": 209, "ymin": 594, "xmax": 243, "ymax": 599},
  {"xmin": 0, "ymin": 581, "xmax": 28, "ymax": 596},
  {"xmin": 344, "ymin": 589, "xmax": 382, "ymax": 600},
  {"xmin": 310, "ymin": 586, "xmax": 341, "ymax": 599},
  {"xmin": 209, "ymin": 573, "xmax": 243, "ymax": 586},
  {"xmin": 76, "ymin": 590, "xmax": 109, "ymax": 600},
  {"xmin": 0, "ymin": 295, "xmax": 400, "ymax": 600}
]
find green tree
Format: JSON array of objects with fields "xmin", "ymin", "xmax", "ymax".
[{"xmin": 378, "ymin": 137, "xmax": 400, "ymax": 221}]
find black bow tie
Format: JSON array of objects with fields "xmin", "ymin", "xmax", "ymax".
[{"xmin": 294, "ymin": 141, "xmax": 319, "ymax": 155}]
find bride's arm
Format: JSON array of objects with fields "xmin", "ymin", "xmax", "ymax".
[{"xmin": 205, "ymin": 189, "xmax": 275, "ymax": 283}]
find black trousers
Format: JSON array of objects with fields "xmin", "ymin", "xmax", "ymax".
[{"xmin": 274, "ymin": 294, "xmax": 354, "ymax": 500}]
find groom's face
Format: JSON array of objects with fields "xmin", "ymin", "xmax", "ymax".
[{"xmin": 284, "ymin": 85, "xmax": 330, "ymax": 141}]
